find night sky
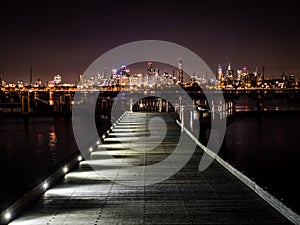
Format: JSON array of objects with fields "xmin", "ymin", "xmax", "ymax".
[{"xmin": 1, "ymin": 0, "xmax": 300, "ymax": 83}]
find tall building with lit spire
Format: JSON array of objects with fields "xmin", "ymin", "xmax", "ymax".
[
  {"xmin": 178, "ymin": 58, "xmax": 183, "ymax": 85},
  {"xmin": 147, "ymin": 62, "xmax": 153, "ymax": 76},
  {"xmin": 226, "ymin": 63, "xmax": 233, "ymax": 85},
  {"xmin": 217, "ymin": 64, "xmax": 222, "ymax": 81}
]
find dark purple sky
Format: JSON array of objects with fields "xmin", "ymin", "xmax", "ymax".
[{"xmin": 1, "ymin": 0, "xmax": 300, "ymax": 83}]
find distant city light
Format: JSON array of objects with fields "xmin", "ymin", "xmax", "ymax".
[
  {"xmin": 0, "ymin": 61, "xmax": 299, "ymax": 96},
  {"xmin": 112, "ymin": 68, "xmax": 117, "ymax": 75}
]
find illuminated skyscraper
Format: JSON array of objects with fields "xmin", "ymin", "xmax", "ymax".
[
  {"xmin": 147, "ymin": 62, "xmax": 153, "ymax": 76},
  {"xmin": 178, "ymin": 58, "xmax": 183, "ymax": 85},
  {"xmin": 241, "ymin": 66, "xmax": 248, "ymax": 87},
  {"xmin": 253, "ymin": 67, "xmax": 258, "ymax": 76},
  {"xmin": 242, "ymin": 66, "xmax": 248, "ymax": 77},
  {"xmin": 227, "ymin": 63, "xmax": 233, "ymax": 77},
  {"xmin": 103, "ymin": 68, "xmax": 108, "ymax": 78},
  {"xmin": 111, "ymin": 68, "xmax": 117, "ymax": 78},
  {"xmin": 237, "ymin": 69, "xmax": 242, "ymax": 81},
  {"xmin": 288, "ymin": 73, "xmax": 295, "ymax": 87},
  {"xmin": 217, "ymin": 64, "xmax": 222, "ymax": 81},
  {"xmin": 256, "ymin": 67, "xmax": 264, "ymax": 87},
  {"xmin": 226, "ymin": 63, "xmax": 233, "ymax": 85},
  {"xmin": 120, "ymin": 65, "xmax": 126, "ymax": 76},
  {"xmin": 54, "ymin": 74, "xmax": 62, "ymax": 85}
]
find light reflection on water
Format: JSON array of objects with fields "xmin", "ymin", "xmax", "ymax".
[
  {"xmin": 48, "ymin": 130, "xmax": 58, "ymax": 164},
  {"xmin": 0, "ymin": 117, "xmax": 78, "ymax": 210},
  {"xmin": 235, "ymin": 95, "xmax": 300, "ymax": 112},
  {"xmin": 220, "ymin": 112, "xmax": 300, "ymax": 214}
]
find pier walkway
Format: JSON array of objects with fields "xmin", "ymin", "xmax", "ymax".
[{"xmin": 9, "ymin": 112, "xmax": 292, "ymax": 224}]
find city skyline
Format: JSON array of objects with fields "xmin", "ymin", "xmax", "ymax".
[
  {"xmin": 1, "ymin": 1, "xmax": 300, "ymax": 83},
  {"xmin": 1, "ymin": 61, "xmax": 299, "ymax": 85},
  {"xmin": 1, "ymin": 60, "xmax": 298, "ymax": 90}
]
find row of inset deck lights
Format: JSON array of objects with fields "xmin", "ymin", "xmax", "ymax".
[
  {"xmin": 97, "ymin": 112, "xmax": 127, "ymax": 147},
  {"xmin": 85, "ymin": 112, "xmax": 128, "ymax": 153},
  {"xmin": 89, "ymin": 146, "xmax": 94, "ymax": 152},
  {"xmin": 63, "ymin": 166, "xmax": 69, "ymax": 174},
  {"xmin": 2, "ymin": 154, "xmax": 83, "ymax": 223},
  {"xmin": 4, "ymin": 211, "xmax": 11, "ymax": 220},
  {"xmin": 2, "ymin": 113, "xmax": 129, "ymax": 223},
  {"xmin": 42, "ymin": 155, "xmax": 83, "ymax": 191}
]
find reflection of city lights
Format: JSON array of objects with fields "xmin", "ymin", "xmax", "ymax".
[{"xmin": 48, "ymin": 132, "xmax": 57, "ymax": 150}]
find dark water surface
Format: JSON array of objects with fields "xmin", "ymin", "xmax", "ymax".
[
  {"xmin": 220, "ymin": 111, "xmax": 300, "ymax": 214},
  {"xmin": 0, "ymin": 116, "xmax": 79, "ymax": 210}
]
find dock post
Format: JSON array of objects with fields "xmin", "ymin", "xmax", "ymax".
[
  {"xmin": 166, "ymin": 101, "xmax": 169, "ymax": 112},
  {"xmin": 181, "ymin": 106, "xmax": 184, "ymax": 132},
  {"xmin": 179, "ymin": 96, "xmax": 182, "ymax": 120},
  {"xmin": 129, "ymin": 98, "xmax": 133, "ymax": 112},
  {"xmin": 158, "ymin": 98, "xmax": 162, "ymax": 112},
  {"xmin": 190, "ymin": 110, "xmax": 193, "ymax": 131}
]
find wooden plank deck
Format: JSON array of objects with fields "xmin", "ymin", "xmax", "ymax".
[{"xmin": 9, "ymin": 112, "xmax": 292, "ymax": 225}]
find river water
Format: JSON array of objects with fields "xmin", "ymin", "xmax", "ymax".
[
  {"xmin": 220, "ymin": 111, "xmax": 300, "ymax": 214},
  {"xmin": 0, "ymin": 116, "xmax": 79, "ymax": 211}
]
